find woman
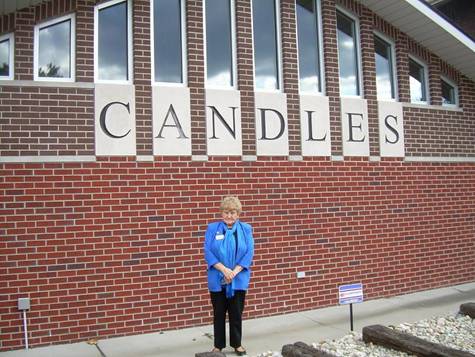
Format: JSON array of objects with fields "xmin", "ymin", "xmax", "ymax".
[{"xmin": 204, "ymin": 196, "xmax": 254, "ymax": 356}]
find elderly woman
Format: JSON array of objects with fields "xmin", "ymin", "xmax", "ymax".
[{"xmin": 204, "ymin": 196, "xmax": 254, "ymax": 356}]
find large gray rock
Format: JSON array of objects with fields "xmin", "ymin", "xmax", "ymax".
[
  {"xmin": 459, "ymin": 302, "xmax": 475, "ymax": 318},
  {"xmin": 195, "ymin": 352, "xmax": 226, "ymax": 357},
  {"xmin": 282, "ymin": 342, "xmax": 338, "ymax": 357}
]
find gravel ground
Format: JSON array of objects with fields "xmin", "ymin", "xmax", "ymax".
[
  {"xmin": 394, "ymin": 314, "xmax": 474, "ymax": 354},
  {"xmin": 254, "ymin": 313, "xmax": 474, "ymax": 357}
]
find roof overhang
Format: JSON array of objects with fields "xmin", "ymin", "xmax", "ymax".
[{"xmin": 357, "ymin": 0, "xmax": 475, "ymax": 81}]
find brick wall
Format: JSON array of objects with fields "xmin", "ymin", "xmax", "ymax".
[
  {"xmin": 0, "ymin": 86, "xmax": 95, "ymax": 156},
  {"xmin": 0, "ymin": 0, "xmax": 474, "ymax": 351},
  {"xmin": 1, "ymin": 158, "xmax": 474, "ymax": 350}
]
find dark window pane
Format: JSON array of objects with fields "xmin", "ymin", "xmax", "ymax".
[
  {"xmin": 0, "ymin": 39, "xmax": 9, "ymax": 76},
  {"xmin": 441, "ymin": 79, "xmax": 455, "ymax": 105},
  {"xmin": 154, "ymin": 0, "xmax": 183, "ymax": 83},
  {"xmin": 38, "ymin": 20, "xmax": 71, "ymax": 78},
  {"xmin": 409, "ymin": 58, "xmax": 426, "ymax": 102},
  {"xmin": 253, "ymin": 0, "xmax": 279, "ymax": 90},
  {"xmin": 337, "ymin": 11, "xmax": 359, "ymax": 96},
  {"xmin": 98, "ymin": 2, "xmax": 128, "ymax": 81},
  {"xmin": 296, "ymin": 0, "xmax": 321, "ymax": 92},
  {"xmin": 206, "ymin": 0, "xmax": 233, "ymax": 87},
  {"xmin": 374, "ymin": 36, "xmax": 394, "ymax": 100}
]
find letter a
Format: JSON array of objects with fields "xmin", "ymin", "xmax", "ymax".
[{"xmin": 156, "ymin": 104, "xmax": 189, "ymax": 139}]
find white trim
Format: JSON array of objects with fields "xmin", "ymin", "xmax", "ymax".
[
  {"xmin": 440, "ymin": 75, "xmax": 459, "ymax": 108},
  {"xmin": 0, "ymin": 156, "xmax": 96, "ymax": 163},
  {"xmin": 3, "ymin": 155, "xmax": 473, "ymax": 164},
  {"xmin": 408, "ymin": 55, "xmax": 429, "ymax": 105},
  {"xmin": 94, "ymin": 0, "xmax": 133, "ymax": 84},
  {"xmin": 180, "ymin": 0, "xmax": 188, "ymax": 86},
  {"xmin": 373, "ymin": 30, "xmax": 398, "ymax": 101},
  {"xmin": 276, "ymin": 0, "xmax": 283, "ymax": 92},
  {"xmin": 0, "ymin": 80, "xmax": 94, "ymax": 88},
  {"xmin": 191, "ymin": 155, "xmax": 209, "ymax": 161},
  {"xmin": 242, "ymin": 155, "xmax": 257, "ymax": 161},
  {"xmin": 33, "ymin": 14, "xmax": 75, "ymax": 82},
  {"xmin": 316, "ymin": 0, "xmax": 325, "ymax": 95},
  {"xmin": 335, "ymin": 5, "xmax": 363, "ymax": 98},
  {"xmin": 203, "ymin": 0, "xmax": 237, "ymax": 90},
  {"xmin": 150, "ymin": 0, "xmax": 187, "ymax": 86},
  {"xmin": 251, "ymin": 0, "xmax": 283, "ymax": 93},
  {"xmin": 0, "ymin": 32, "xmax": 14, "ymax": 80},
  {"xmin": 295, "ymin": 0, "xmax": 325, "ymax": 95},
  {"xmin": 136, "ymin": 155, "xmax": 155, "ymax": 161},
  {"xmin": 404, "ymin": 0, "xmax": 475, "ymax": 53},
  {"xmin": 405, "ymin": 156, "xmax": 475, "ymax": 163},
  {"xmin": 402, "ymin": 102, "xmax": 463, "ymax": 112}
]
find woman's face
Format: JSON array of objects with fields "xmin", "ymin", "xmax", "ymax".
[{"xmin": 222, "ymin": 209, "xmax": 239, "ymax": 227}]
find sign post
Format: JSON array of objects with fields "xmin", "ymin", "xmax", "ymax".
[{"xmin": 339, "ymin": 283, "xmax": 364, "ymax": 331}]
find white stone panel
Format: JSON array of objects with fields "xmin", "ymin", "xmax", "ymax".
[
  {"xmin": 255, "ymin": 92, "xmax": 289, "ymax": 156},
  {"xmin": 341, "ymin": 97, "xmax": 369, "ymax": 157},
  {"xmin": 300, "ymin": 95, "xmax": 331, "ymax": 156},
  {"xmin": 95, "ymin": 84, "xmax": 136, "ymax": 156},
  {"xmin": 379, "ymin": 101, "xmax": 405, "ymax": 157},
  {"xmin": 206, "ymin": 89, "xmax": 242, "ymax": 156},
  {"xmin": 153, "ymin": 86, "xmax": 191, "ymax": 156}
]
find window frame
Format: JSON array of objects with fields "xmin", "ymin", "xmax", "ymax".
[
  {"xmin": 440, "ymin": 75, "xmax": 458, "ymax": 107},
  {"xmin": 408, "ymin": 55, "xmax": 429, "ymax": 105},
  {"xmin": 295, "ymin": 0, "xmax": 325, "ymax": 95},
  {"xmin": 203, "ymin": 0, "xmax": 237, "ymax": 90},
  {"xmin": 0, "ymin": 32, "xmax": 14, "ymax": 80},
  {"xmin": 373, "ymin": 31, "xmax": 398, "ymax": 101},
  {"xmin": 335, "ymin": 6, "xmax": 363, "ymax": 98},
  {"xmin": 151, "ymin": 0, "xmax": 187, "ymax": 86},
  {"xmin": 33, "ymin": 13, "xmax": 75, "ymax": 82},
  {"xmin": 94, "ymin": 0, "xmax": 133, "ymax": 84},
  {"xmin": 251, "ymin": 0, "xmax": 283, "ymax": 92}
]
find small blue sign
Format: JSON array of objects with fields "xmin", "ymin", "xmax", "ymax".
[{"xmin": 339, "ymin": 283, "xmax": 364, "ymax": 305}]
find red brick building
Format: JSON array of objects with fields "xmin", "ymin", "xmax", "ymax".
[{"xmin": 1, "ymin": 0, "xmax": 474, "ymax": 351}]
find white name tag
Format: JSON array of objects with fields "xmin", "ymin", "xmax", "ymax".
[{"xmin": 215, "ymin": 234, "xmax": 224, "ymax": 240}]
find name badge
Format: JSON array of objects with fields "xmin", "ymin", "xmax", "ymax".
[{"xmin": 215, "ymin": 234, "xmax": 224, "ymax": 240}]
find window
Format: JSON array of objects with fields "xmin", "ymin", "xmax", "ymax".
[
  {"xmin": 409, "ymin": 57, "xmax": 428, "ymax": 104},
  {"xmin": 205, "ymin": 0, "xmax": 235, "ymax": 88},
  {"xmin": 153, "ymin": 0, "xmax": 185, "ymax": 84},
  {"xmin": 252, "ymin": 0, "xmax": 281, "ymax": 91},
  {"xmin": 34, "ymin": 14, "xmax": 75, "ymax": 81},
  {"xmin": 441, "ymin": 77, "xmax": 458, "ymax": 106},
  {"xmin": 374, "ymin": 34, "xmax": 396, "ymax": 100},
  {"xmin": 95, "ymin": 0, "xmax": 132, "ymax": 82},
  {"xmin": 0, "ymin": 33, "xmax": 14, "ymax": 80},
  {"xmin": 296, "ymin": 0, "xmax": 323, "ymax": 93},
  {"xmin": 336, "ymin": 9, "xmax": 361, "ymax": 96}
]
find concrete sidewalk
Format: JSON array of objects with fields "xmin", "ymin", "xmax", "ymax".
[{"xmin": 2, "ymin": 282, "xmax": 474, "ymax": 357}]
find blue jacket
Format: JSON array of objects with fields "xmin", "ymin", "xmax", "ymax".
[{"xmin": 204, "ymin": 220, "xmax": 254, "ymax": 292}]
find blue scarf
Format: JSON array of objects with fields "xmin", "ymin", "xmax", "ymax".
[{"xmin": 218, "ymin": 222, "xmax": 238, "ymax": 298}]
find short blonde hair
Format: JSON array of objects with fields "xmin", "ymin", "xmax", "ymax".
[{"xmin": 220, "ymin": 196, "xmax": 242, "ymax": 213}]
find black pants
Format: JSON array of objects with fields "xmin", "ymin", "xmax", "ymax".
[{"xmin": 210, "ymin": 289, "xmax": 246, "ymax": 349}]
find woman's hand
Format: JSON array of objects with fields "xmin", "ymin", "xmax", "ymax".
[
  {"xmin": 214, "ymin": 263, "xmax": 236, "ymax": 283},
  {"xmin": 223, "ymin": 267, "xmax": 236, "ymax": 282},
  {"xmin": 232, "ymin": 265, "xmax": 243, "ymax": 276}
]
